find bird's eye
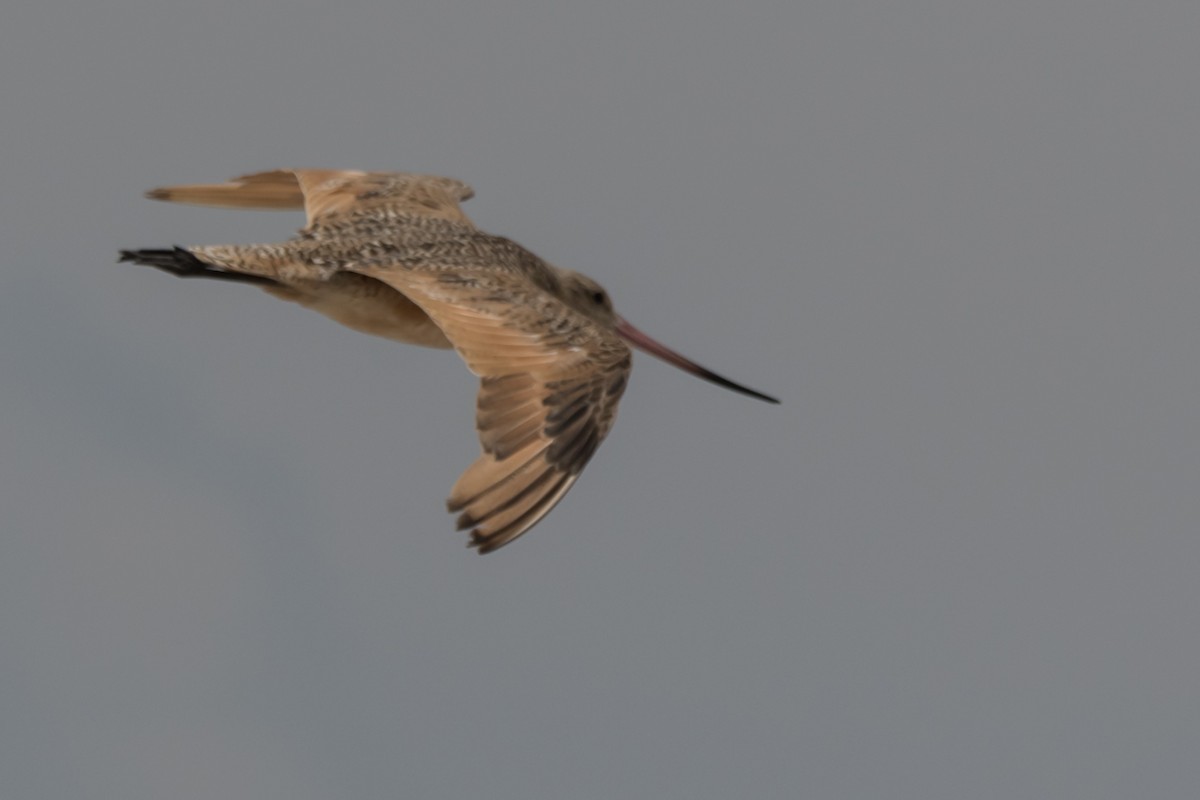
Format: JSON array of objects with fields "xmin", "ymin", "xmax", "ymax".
[{"xmin": 591, "ymin": 291, "xmax": 606, "ymax": 305}]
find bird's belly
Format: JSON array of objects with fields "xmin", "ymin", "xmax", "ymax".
[{"xmin": 263, "ymin": 274, "xmax": 453, "ymax": 349}]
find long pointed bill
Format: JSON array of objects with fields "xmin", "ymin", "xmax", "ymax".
[{"xmin": 614, "ymin": 317, "xmax": 780, "ymax": 404}]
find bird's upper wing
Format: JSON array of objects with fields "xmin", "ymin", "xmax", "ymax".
[
  {"xmin": 146, "ymin": 168, "xmax": 476, "ymax": 230},
  {"xmin": 347, "ymin": 263, "xmax": 632, "ymax": 553}
]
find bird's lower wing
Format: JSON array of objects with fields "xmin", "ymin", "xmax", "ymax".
[{"xmin": 349, "ymin": 265, "xmax": 631, "ymax": 553}]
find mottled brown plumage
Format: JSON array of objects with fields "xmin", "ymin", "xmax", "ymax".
[{"xmin": 121, "ymin": 169, "xmax": 777, "ymax": 552}]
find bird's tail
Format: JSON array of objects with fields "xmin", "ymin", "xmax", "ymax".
[{"xmin": 118, "ymin": 246, "xmax": 279, "ymax": 286}]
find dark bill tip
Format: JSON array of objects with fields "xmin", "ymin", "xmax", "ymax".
[{"xmin": 614, "ymin": 318, "xmax": 779, "ymax": 404}]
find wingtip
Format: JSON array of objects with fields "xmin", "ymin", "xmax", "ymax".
[
  {"xmin": 470, "ymin": 531, "xmax": 501, "ymax": 555},
  {"xmin": 144, "ymin": 187, "xmax": 170, "ymax": 201}
]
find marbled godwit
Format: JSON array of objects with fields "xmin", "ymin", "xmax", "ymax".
[{"xmin": 120, "ymin": 169, "xmax": 778, "ymax": 552}]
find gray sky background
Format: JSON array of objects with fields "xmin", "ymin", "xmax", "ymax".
[{"xmin": 3, "ymin": 2, "xmax": 1199, "ymax": 798}]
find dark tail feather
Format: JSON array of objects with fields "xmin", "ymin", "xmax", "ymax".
[{"xmin": 118, "ymin": 246, "xmax": 278, "ymax": 286}]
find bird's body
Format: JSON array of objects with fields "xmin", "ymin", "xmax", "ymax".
[{"xmin": 121, "ymin": 169, "xmax": 776, "ymax": 552}]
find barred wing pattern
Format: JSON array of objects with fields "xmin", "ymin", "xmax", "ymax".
[{"xmin": 349, "ymin": 264, "xmax": 631, "ymax": 553}]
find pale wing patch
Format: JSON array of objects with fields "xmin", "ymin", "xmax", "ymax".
[
  {"xmin": 146, "ymin": 168, "xmax": 476, "ymax": 229},
  {"xmin": 145, "ymin": 169, "xmax": 306, "ymax": 210}
]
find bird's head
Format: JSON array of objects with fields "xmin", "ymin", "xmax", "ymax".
[
  {"xmin": 557, "ymin": 270, "xmax": 779, "ymax": 404},
  {"xmin": 558, "ymin": 270, "xmax": 619, "ymax": 327}
]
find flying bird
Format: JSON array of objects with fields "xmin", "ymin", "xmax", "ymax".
[{"xmin": 120, "ymin": 169, "xmax": 778, "ymax": 552}]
